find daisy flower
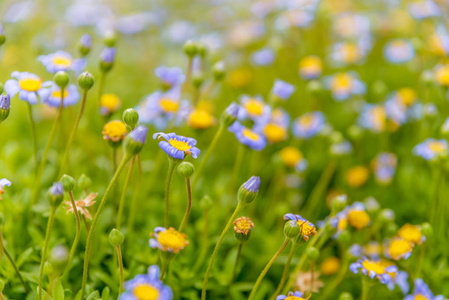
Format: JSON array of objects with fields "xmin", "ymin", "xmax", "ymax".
[
  {"xmin": 153, "ymin": 132, "xmax": 200, "ymax": 160},
  {"xmin": 38, "ymin": 50, "xmax": 86, "ymax": 74},
  {"xmin": 4, "ymin": 71, "xmax": 51, "ymax": 104}
]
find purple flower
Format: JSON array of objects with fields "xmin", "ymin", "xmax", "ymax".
[
  {"xmin": 154, "ymin": 66, "xmax": 185, "ymax": 89},
  {"xmin": 276, "ymin": 291, "xmax": 304, "ymax": 300},
  {"xmin": 49, "ymin": 182, "xmax": 64, "ymax": 197},
  {"xmin": 101, "ymin": 47, "xmax": 116, "ymax": 63},
  {"xmin": 271, "ymin": 79, "xmax": 295, "ymax": 100},
  {"xmin": 153, "ymin": 132, "xmax": 200, "ymax": 160},
  {"xmin": 228, "ymin": 121, "xmax": 267, "ymax": 151},
  {"xmin": 225, "ymin": 102, "xmax": 240, "ymax": 117},
  {"xmin": 0, "ymin": 94, "xmax": 10, "ymax": 110},
  {"xmin": 41, "ymin": 83, "xmax": 80, "ymax": 107},
  {"xmin": 242, "ymin": 176, "xmax": 261, "ymax": 193},
  {"xmin": 4, "ymin": 71, "xmax": 52, "ymax": 105},
  {"xmin": 38, "ymin": 51, "xmax": 86, "ymax": 74},
  {"xmin": 129, "ymin": 126, "xmax": 148, "ymax": 144},
  {"xmin": 404, "ymin": 279, "xmax": 444, "ymax": 300}
]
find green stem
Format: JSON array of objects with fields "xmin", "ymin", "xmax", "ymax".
[
  {"xmin": 97, "ymin": 72, "xmax": 105, "ymax": 108},
  {"xmin": 201, "ymin": 80, "xmax": 216, "ymax": 101},
  {"xmin": 62, "ymin": 191, "xmax": 82, "ymax": 279},
  {"xmin": 112, "ymin": 147, "xmax": 118, "ymax": 172},
  {"xmin": 0, "ymin": 234, "xmax": 30, "ymax": 293},
  {"xmin": 230, "ymin": 144, "xmax": 245, "ymax": 194},
  {"xmin": 231, "ymin": 243, "xmax": 243, "ymax": 283},
  {"xmin": 201, "ymin": 202, "xmax": 244, "ymax": 300},
  {"xmin": 182, "ymin": 57, "xmax": 193, "ymax": 94},
  {"xmin": 58, "ymin": 90, "xmax": 88, "ymax": 177},
  {"xmin": 192, "ymin": 209, "xmax": 209, "ymax": 274},
  {"xmin": 116, "ymin": 245, "xmax": 124, "ymax": 295},
  {"xmin": 248, "ymin": 238, "xmax": 290, "ymax": 300},
  {"xmin": 26, "ymin": 102, "xmax": 38, "ymax": 171},
  {"xmin": 38, "ymin": 205, "xmax": 57, "ymax": 300},
  {"xmin": 270, "ymin": 242, "xmax": 298, "ymax": 300},
  {"xmin": 164, "ymin": 158, "xmax": 178, "ymax": 228},
  {"xmin": 80, "ymin": 155, "xmax": 130, "ymax": 300},
  {"xmin": 361, "ymin": 276, "xmax": 371, "ymax": 300},
  {"xmin": 192, "ymin": 124, "xmax": 225, "ymax": 188},
  {"xmin": 126, "ymin": 155, "xmax": 142, "ymax": 241},
  {"xmin": 117, "ymin": 157, "xmax": 135, "ymax": 229},
  {"xmin": 179, "ymin": 178, "xmax": 192, "ymax": 232}
]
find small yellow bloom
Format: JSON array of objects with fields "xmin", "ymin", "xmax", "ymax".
[
  {"xmin": 321, "ymin": 256, "xmax": 341, "ymax": 275},
  {"xmin": 188, "ymin": 109, "xmax": 216, "ymax": 129},
  {"xmin": 227, "ymin": 68, "xmax": 252, "ymax": 88},
  {"xmin": 387, "ymin": 238, "xmax": 413, "ymax": 260},
  {"xmin": 151, "ymin": 227, "xmax": 189, "ymax": 254},
  {"xmin": 347, "ymin": 209, "xmax": 370, "ymax": 230},
  {"xmin": 159, "ymin": 97, "xmax": 179, "ymax": 113},
  {"xmin": 434, "ymin": 64, "xmax": 449, "ymax": 86},
  {"xmin": 52, "ymin": 56, "xmax": 73, "ymax": 68},
  {"xmin": 102, "ymin": 120, "xmax": 127, "ymax": 142},
  {"xmin": 397, "ymin": 224, "xmax": 424, "ymax": 245},
  {"xmin": 264, "ymin": 123, "xmax": 287, "ymax": 143},
  {"xmin": 346, "ymin": 166, "xmax": 369, "ymax": 188},
  {"xmin": 233, "ymin": 216, "xmax": 255, "ymax": 235},
  {"xmin": 100, "ymin": 93, "xmax": 121, "ymax": 115},
  {"xmin": 397, "ymin": 88, "xmax": 416, "ymax": 107},
  {"xmin": 280, "ymin": 146, "xmax": 303, "ymax": 168}
]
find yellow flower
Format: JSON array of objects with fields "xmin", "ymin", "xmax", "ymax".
[
  {"xmin": 102, "ymin": 120, "xmax": 127, "ymax": 142},
  {"xmin": 264, "ymin": 123, "xmax": 287, "ymax": 143},
  {"xmin": 188, "ymin": 109, "xmax": 216, "ymax": 129},
  {"xmin": 346, "ymin": 166, "xmax": 369, "ymax": 188},
  {"xmin": 159, "ymin": 97, "xmax": 179, "ymax": 113},
  {"xmin": 150, "ymin": 227, "xmax": 189, "ymax": 253},
  {"xmin": 347, "ymin": 209, "xmax": 370, "ymax": 230},
  {"xmin": 434, "ymin": 64, "xmax": 449, "ymax": 86},
  {"xmin": 100, "ymin": 94, "xmax": 121, "ymax": 115},
  {"xmin": 321, "ymin": 256, "xmax": 341, "ymax": 275},
  {"xmin": 227, "ymin": 68, "xmax": 252, "ymax": 88},
  {"xmin": 397, "ymin": 88, "xmax": 416, "ymax": 107},
  {"xmin": 280, "ymin": 146, "xmax": 303, "ymax": 168},
  {"xmin": 397, "ymin": 224, "xmax": 424, "ymax": 245},
  {"xmin": 387, "ymin": 238, "xmax": 414, "ymax": 260},
  {"xmin": 233, "ymin": 216, "xmax": 255, "ymax": 235}
]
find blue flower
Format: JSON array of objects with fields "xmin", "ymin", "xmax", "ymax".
[
  {"xmin": 292, "ymin": 111, "xmax": 326, "ymax": 139},
  {"xmin": 413, "ymin": 139, "xmax": 448, "ymax": 161},
  {"xmin": 0, "ymin": 94, "xmax": 10, "ymax": 110},
  {"xmin": 251, "ymin": 48, "xmax": 275, "ymax": 66},
  {"xmin": 358, "ymin": 104, "xmax": 386, "ymax": 133},
  {"xmin": 384, "ymin": 39, "xmax": 415, "ymax": 64},
  {"xmin": 4, "ymin": 72, "xmax": 51, "ymax": 105},
  {"xmin": 153, "ymin": 132, "xmax": 200, "ymax": 160},
  {"xmin": 149, "ymin": 227, "xmax": 189, "ymax": 253},
  {"xmin": 373, "ymin": 152, "xmax": 397, "ymax": 185},
  {"xmin": 79, "ymin": 34, "xmax": 91, "ymax": 49},
  {"xmin": 276, "ymin": 291, "xmax": 306, "ymax": 300},
  {"xmin": 119, "ymin": 265, "xmax": 173, "ymax": 300},
  {"xmin": 324, "ymin": 72, "xmax": 366, "ymax": 101},
  {"xmin": 228, "ymin": 121, "xmax": 267, "ymax": 151},
  {"xmin": 154, "ymin": 66, "xmax": 185, "ymax": 90},
  {"xmin": 238, "ymin": 95, "xmax": 271, "ymax": 124},
  {"xmin": 271, "ymin": 79, "xmax": 295, "ymax": 100},
  {"xmin": 350, "ymin": 257, "xmax": 398, "ymax": 284},
  {"xmin": 101, "ymin": 47, "xmax": 116, "ymax": 63},
  {"xmin": 129, "ymin": 126, "xmax": 149, "ymax": 144},
  {"xmin": 41, "ymin": 83, "xmax": 80, "ymax": 108},
  {"xmin": 409, "ymin": 0, "xmax": 440, "ymax": 19},
  {"xmin": 387, "ymin": 271, "xmax": 410, "ymax": 295},
  {"xmin": 38, "ymin": 51, "xmax": 86, "ymax": 74},
  {"xmin": 49, "ymin": 182, "xmax": 64, "ymax": 197},
  {"xmin": 242, "ymin": 176, "xmax": 261, "ymax": 193},
  {"xmin": 404, "ymin": 279, "xmax": 444, "ymax": 300}
]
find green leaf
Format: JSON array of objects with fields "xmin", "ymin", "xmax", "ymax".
[{"xmin": 52, "ymin": 278, "xmax": 65, "ymax": 300}]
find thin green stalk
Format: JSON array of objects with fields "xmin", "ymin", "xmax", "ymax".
[
  {"xmin": 116, "ymin": 245, "xmax": 124, "ymax": 295},
  {"xmin": 201, "ymin": 80, "xmax": 216, "ymax": 101},
  {"xmin": 62, "ymin": 191, "xmax": 81, "ymax": 279},
  {"xmin": 270, "ymin": 242, "xmax": 298, "ymax": 300},
  {"xmin": 201, "ymin": 202, "xmax": 244, "ymax": 300},
  {"xmin": 231, "ymin": 243, "xmax": 243, "ymax": 283},
  {"xmin": 126, "ymin": 155, "xmax": 142, "ymax": 241},
  {"xmin": 182, "ymin": 57, "xmax": 193, "ymax": 94},
  {"xmin": 117, "ymin": 157, "xmax": 135, "ymax": 230},
  {"xmin": 179, "ymin": 178, "xmax": 192, "ymax": 232},
  {"xmin": 192, "ymin": 209, "xmax": 209, "ymax": 274},
  {"xmin": 97, "ymin": 72, "xmax": 105, "ymax": 108},
  {"xmin": 80, "ymin": 155, "xmax": 130, "ymax": 300},
  {"xmin": 112, "ymin": 147, "xmax": 118, "ymax": 172},
  {"xmin": 26, "ymin": 102, "xmax": 38, "ymax": 170},
  {"xmin": 230, "ymin": 144, "xmax": 245, "ymax": 194},
  {"xmin": 361, "ymin": 276, "xmax": 371, "ymax": 300},
  {"xmin": 164, "ymin": 158, "xmax": 178, "ymax": 227},
  {"xmin": 192, "ymin": 124, "xmax": 225, "ymax": 188},
  {"xmin": 0, "ymin": 234, "xmax": 30, "ymax": 293},
  {"xmin": 38, "ymin": 205, "xmax": 57, "ymax": 300},
  {"xmin": 58, "ymin": 90, "xmax": 88, "ymax": 177},
  {"xmin": 248, "ymin": 238, "xmax": 290, "ymax": 300},
  {"xmin": 31, "ymin": 88, "xmax": 65, "ymax": 206}
]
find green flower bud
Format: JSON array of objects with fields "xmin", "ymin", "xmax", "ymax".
[
  {"xmin": 78, "ymin": 34, "xmax": 91, "ymax": 57},
  {"xmin": 109, "ymin": 228, "xmax": 124, "ymax": 246},
  {"xmin": 306, "ymin": 80, "xmax": 323, "ymax": 95},
  {"xmin": 78, "ymin": 174, "xmax": 92, "ymax": 191},
  {"xmin": 329, "ymin": 131, "xmax": 343, "ymax": 144},
  {"xmin": 284, "ymin": 220, "xmax": 301, "ymax": 239},
  {"xmin": 49, "ymin": 245, "xmax": 69, "ymax": 271},
  {"xmin": 60, "ymin": 174, "xmax": 76, "ymax": 192},
  {"xmin": 347, "ymin": 124, "xmax": 363, "ymax": 140},
  {"xmin": 192, "ymin": 73, "xmax": 204, "ymax": 88},
  {"xmin": 48, "ymin": 183, "xmax": 64, "ymax": 208},
  {"xmin": 199, "ymin": 195, "xmax": 213, "ymax": 211},
  {"xmin": 421, "ymin": 222, "xmax": 433, "ymax": 238},
  {"xmin": 213, "ymin": 61, "xmax": 226, "ymax": 81},
  {"xmin": 197, "ymin": 43, "xmax": 208, "ymax": 57},
  {"xmin": 103, "ymin": 31, "xmax": 117, "ymax": 47},
  {"xmin": 220, "ymin": 102, "xmax": 239, "ymax": 127},
  {"xmin": 306, "ymin": 247, "xmax": 320, "ymax": 261},
  {"xmin": 339, "ymin": 292, "xmax": 354, "ymax": 300},
  {"xmin": 379, "ymin": 209, "xmax": 395, "ymax": 223},
  {"xmin": 177, "ymin": 162, "xmax": 195, "ymax": 178},
  {"xmin": 54, "ymin": 71, "xmax": 69, "ymax": 89},
  {"xmin": 330, "ymin": 194, "xmax": 347, "ymax": 214},
  {"xmin": 183, "ymin": 40, "xmax": 198, "ymax": 57},
  {"xmin": 123, "ymin": 108, "xmax": 139, "ymax": 128},
  {"xmin": 78, "ymin": 71, "xmax": 95, "ymax": 91},
  {"xmin": 336, "ymin": 230, "xmax": 351, "ymax": 245},
  {"xmin": 123, "ymin": 126, "xmax": 148, "ymax": 157},
  {"xmin": 237, "ymin": 176, "xmax": 260, "ymax": 205},
  {"xmin": 385, "ymin": 222, "xmax": 399, "ymax": 237}
]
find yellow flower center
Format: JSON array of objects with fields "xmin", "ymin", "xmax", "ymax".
[
  {"xmin": 398, "ymin": 224, "xmax": 423, "ymax": 244},
  {"xmin": 415, "ymin": 295, "xmax": 429, "ymax": 300},
  {"xmin": 263, "ymin": 123, "xmax": 287, "ymax": 142},
  {"xmin": 102, "ymin": 121, "xmax": 127, "ymax": 141},
  {"xmin": 101, "ymin": 94, "xmax": 121, "ymax": 112},
  {"xmin": 341, "ymin": 43, "xmax": 360, "ymax": 63},
  {"xmin": 234, "ymin": 217, "xmax": 254, "ymax": 235},
  {"xmin": 300, "ymin": 221, "xmax": 316, "ymax": 236},
  {"xmin": 52, "ymin": 56, "xmax": 72, "ymax": 67},
  {"xmin": 280, "ymin": 146, "xmax": 303, "ymax": 168},
  {"xmin": 428, "ymin": 141, "xmax": 446, "ymax": 153},
  {"xmin": 435, "ymin": 65, "xmax": 449, "ymax": 86},
  {"xmin": 299, "ymin": 56, "xmax": 322, "ymax": 72},
  {"xmin": 19, "ymin": 78, "xmax": 42, "ymax": 92},
  {"xmin": 337, "ymin": 217, "xmax": 348, "ymax": 230},
  {"xmin": 331, "ymin": 73, "xmax": 353, "ymax": 90},
  {"xmin": 321, "ymin": 256, "xmax": 341, "ymax": 275},
  {"xmin": 285, "ymin": 296, "xmax": 305, "ymax": 300},
  {"xmin": 371, "ymin": 106, "xmax": 386, "ymax": 132},
  {"xmin": 159, "ymin": 98, "xmax": 179, "ymax": 113},
  {"xmin": 346, "ymin": 166, "xmax": 369, "ymax": 188},
  {"xmin": 157, "ymin": 228, "xmax": 188, "ymax": 252},
  {"xmin": 397, "ymin": 88, "xmax": 416, "ymax": 106},
  {"xmin": 188, "ymin": 109, "xmax": 215, "ymax": 129},
  {"xmin": 51, "ymin": 90, "xmax": 69, "ymax": 99},
  {"xmin": 244, "ymin": 99, "xmax": 264, "ymax": 116},
  {"xmin": 133, "ymin": 284, "xmax": 160, "ymax": 300},
  {"xmin": 388, "ymin": 239, "xmax": 413, "ymax": 260},
  {"xmin": 242, "ymin": 128, "xmax": 260, "ymax": 141},
  {"xmin": 168, "ymin": 138, "xmax": 191, "ymax": 151},
  {"xmin": 347, "ymin": 209, "xmax": 370, "ymax": 229},
  {"xmin": 361, "ymin": 260, "xmax": 386, "ymax": 276}
]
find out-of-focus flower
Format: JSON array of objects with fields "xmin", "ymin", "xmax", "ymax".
[
  {"xmin": 4, "ymin": 71, "xmax": 51, "ymax": 104},
  {"xmin": 324, "ymin": 72, "xmax": 366, "ymax": 101},
  {"xmin": 433, "ymin": 64, "xmax": 449, "ymax": 86},
  {"xmin": 276, "ymin": 9, "xmax": 315, "ymax": 30},
  {"xmin": 251, "ymin": 48, "xmax": 275, "ymax": 66},
  {"xmin": 363, "ymin": 241, "xmax": 382, "ymax": 259},
  {"xmin": 38, "ymin": 51, "xmax": 86, "ymax": 74},
  {"xmin": 187, "ymin": 109, "xmax": 216, "ymax": 130},
  {"xmin": 229, "ymin": 122, "xmax": 267, "ymax": 151},
  {"xmin": 153, "ymin": 132, "xmax": 200, "ymax": 159},
  {"xmin": 413, "ymin": 138, "xmax": 448, "ymax": 160},
  {"xmin": 404, "ymin": 279, "xmax": 444, "ymax": 300},
  {"xmin": 385, "ymin": 237, "xmax": 414, "ymax": 260},
  {"xmin": 284, "ymin": 214, "xmax": 317, "ymax": 241},
  {"xmin": 333, "ymin": 13, "xmax": 370, "ymax": 39},
  {"xmin": 227, "ymin": 20, "xmax": 265, "ymax": 48},
  {"xmin": 0, "ymin": 178, "xmax": 12, "ymax": 200},
  {"xmin": 227, "ymin": 68, "xmax": 253, "ymax": 89},
  {"xmin": 321, "ymin": 256, "xmax": 341, "ymax": 275},
  {"xmin": 299, "ymin": 55, "xmax": 322, "ymax": 79},
  {"xmin": 397, "ymin": 224, "xmax": 425, "ymax": 245},
  {"xmin": 238, "ymin": 95, "xmax": 271, "ymax": 123},
  {"xmin": 154, "ymin": 66, "xmax": 185, "ymax": 90},
  {"xmin": 408, "ymin": 0, "xmax": 440, "ymax": 19},
  {"xmin": 149, "ymin": 227, "xmax": 189, "ymax": 253},
  {"xmin": 384, "ymin": 39, "xmax": 415, "ymax": 63},
  {"xmin": 350, "ymin": 257, "xmax": 397, "ymax": 284},
  {"xmin": 102, "ymin": 120, "xmax": 127, "ymax": 143},
  {"xmin": 279, "ymin": 146, "xmax": 308, "ymax": 172},
  {"xmin": 41, "ymin": 83, "xmax": 80, "ymax": 107},
  {"xmin": 358, "ymin": 104, "xmax": 387, "ymax": 133},
  {"xmin": 346, "ymin": 166, "xmax": 369, "ymax": 188},
  {"xmin": 372, "ymin": 152, "xmax": 397, "ymax": 185},
  {"xmin": 100, "ymin": 93, "xmax": 121, "ymax": 116},
  {"xmin": 428, "ymin": 26, "xmax": 449, "ymax": 57},
  {"xmin": 276, "ymin": 291, "xmax": 308, "ymax": 300},
  {"xmin": 330, "ymin": 140, "xmax": 353, "ymax": 156},
  {"xmin": 293, "ymin": 271, "xmax": 323, "ymax": 294},
  {"xmin": 331, "ymin": 41, "xmax": 370, "ymax": 65},
  {"xmin": 271, "ymin": 79, "xmax": 295, "ymax": 100},
  {"xmin": 257, "ymin": 108, "xmax": 290, "ymax": 143},
  {"xmin": 119, "ymin": 265, "xmax": 173, "ymax": 300},
  {"xmin": 387, "ymin": 270, "xmax": 410, "ymax": 295},
  {"xmin": 293, "ymin": 111, "xmax": 326, "ymax": 139},
  {"xmin": 347, "ymin": 202, "xmax": 370, "ymax": 229},
  {"xmin": 63, "ymin": 193, "xmax": 97, "ymax": 219}
]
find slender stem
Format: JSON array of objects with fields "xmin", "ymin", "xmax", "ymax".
[
  {"xmin": 164, "ymin": 158, "xmax": 177, "ymax": 228},
  {"xmin": 231, "ymin": 243, "xmax": 243, "ymax": 283},
  {"xmin": 127, "ymin": 155, "xmax": 142, "ymax": 240},
  {"xmin": 270, "ymin": 242, "xmax": 298, "ymax": 300},
  {"xmin": 82, "ymin": 214, "xmax": 90, "ymax": 233},
  {"xmin": 26, "ymin": 102, "xmax": 38, "ymax": 171},
  {"xmin": 192, "ymin": 209, "xmax": 209, "ymax": 274},
  {"xmin": 31, "ymin": 88, "xmax": 65, "ymax": 206},
  {"xmin": 97, "ymin": 72, "xmax": 105, "ymax": 108},
  {"xmin": 201, "ymin": 202, "xmax": 244, "ymax": 300},
  {"xmin": 248, "ymin": 239, "xmax": 290, "ymax": 300},
  {"xmin": 38, "ymin": 206, "xmax": 57, "ymax": 300},
  {"xmin": 62, "ymin": 191, "xmax": 82, "ymax": 279},
  {"xmin": 112, "ymin": 147, "xmax": 118, "ymax": 172},
  {"xmin": 179, "ymin": 178, "xmax": 192, "ymax": 232},
  {"xmin": 182, "ymin": 57, "xmax": 193, "ymax": 94},
  {"xmin": 361, "ymin": 276, "xmax": 371, "ymax": 300},
  {"xmin": 201, "ymin": 80, "xmax": 216, "ymax": 101},
  {"xmin": 0, "ymin": 234, "xmax": 30, "ymax": 293},
  {"xmin": 80, "ymin": 156, "xmax": 130, "ymax": 300},
  {"xmin": 230, "ymin": 144, "xmax": 245, "ymax": 194},
  {"xmin": 58, "ymin": 90, "xmax": 88, "ymax": 177},
  {"xmin": 192, "ymin": 124, "xmax": 224, "ymax": 188},
  {"xmin": 116, "ymin": 245, "xmax": 124, "ymax": 295},
  {"xmin": 117, "ymin": 157, "xmax": 135, "ymax": 229}
]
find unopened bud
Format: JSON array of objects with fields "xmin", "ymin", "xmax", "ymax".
[
  {"xmin": 123, "ymin": 108, "xmax": 139, "ymax": 128},
  {"xmin": 284, "ymin": 220, "xmax": 301, "ymax": 239},
  {"xmin": 124, "ymin": 126, "xmax": 148, "ymax": 157},
  {"xmin": 54, "ymin": 71, "xmax": 69, "ymax": 88},
  {"xmin": 78, "ymin": 71, "xmax": 94, "ymax": 91},
  {"xmin": 109, "ymin": 228, "xmax": 124, "ymax": 246},
  {"xmin": 177, "ymin": 162, "xmax": 195, "ymax": 178},
  {"xmin": 60, "ymin": 175, "xmax": 76, "ymax": 192},
  {"xmin": 237, "ymin": 176, "xmax": 260, "ymax": 205},
  {"xmin": 183, "ymin": 40, "xmax": 198, "ymax": 57}
]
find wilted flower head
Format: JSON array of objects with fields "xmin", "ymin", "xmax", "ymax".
[
  {"xmin": 153, "ymin": 132, "xmax": 200, "ymax": 160},
  {"xmin": 233, "ymin": 216, "xmax": 255, "ymax": 235},
  {"xmin": 294, "ymin": 271, "xmax": 323, "ymax": 294},
  {"xmin": 149, "ymin": 227, "xmax": 189, "ymax": 253},
  {"xmin": 63, "ymin": 193, "xmax": 97, "ymax": 219}
]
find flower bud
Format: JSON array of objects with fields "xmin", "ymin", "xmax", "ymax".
[
  {"xmin": 364, "ymin": 197, "xmax": 380, "ymax": 213},
  {"xmin": 124, "ymin": 125, "xmax": 148, "ymax": 156},
  {"xmin": 48, "ymin": 182, "xmax": 64, "ymax": 207},
  {"xmin": 54, "ymin": 71, "xmax": 69, "ymax": 89},
  {"xmin": 347, "ymin": 125, "xmax": 363, "ymax": 140},
  {"xmin": 237, "ymin": 176, "xmax": 260, "ymax": 205},
  {"xmin": 306, "ymin": 80, "xmax": 322, "ymax": 95},
  {"xmin": 78, "ymin": 34, "xmax": 92, "ymax": 56},
  {"xmin": 306, "ymin": 247, "xmax": 320, "ymax": 261},
  {"xmin": 192, "ymin": 73, "xmax": 204, "ymax": 88},
  {"xmin": 100, "ymin": 47, "xmax": 116, "ymax": 72},
  {"xmin": 78, "ymin": 71, "xmax": 94, "ymax": 91},
  {"xmin": 60, "ymin": 175, "xmax": 76, "ymax": 192},
  {"xmin": 123, "ymin": 108, "xmax": 139, "ymax": 128},
  {"xmin": 339, "ymin": 292, "xmax": 354, "ymax": 300},
  {"xmin": 49, "ymin": 245, "xmax": 69, "ymax": 271},
  {"xmin": 421, "ymin": 222, "xmax": 433, "ymax": 238},
  {"xmin": 177, "ymin": 162, "xmax": 195, "ymax": 178},
  {"xmin": 78, "ymin": 174, "xmax": 92, "ymax": 191},
  {"xmin": 234, "ymin": 216, "xmax": 254, "ymax": 243},
  {"xmin": 220, "ymin": 102, "xmax": 239, "ymax": 127},
  {"xmin": 330, "ymin": 194, "xmax": 347, "ymax": 214},
  {"xmin": 213, "ymin": 61, "xmax": 226, "ymax": 81},
  {"xmin": 379, "ymin": 209, "xmax": 395, "ymax": 223},
  {"xmin": 199, "ymin": 195, "xmax": 213, "ymax": 211},
  {"xmin": 0, "ymin": 24, "xmax": 5, "ymax": 46},
  {"xmin": 284, "ymin": 220, "xmax": 301, "ymax": 239},
  {"xmin": 197, "ymin": 43, "xmax": 208, "ymax": 57},
  {"xmin": 108, "ymin": 228, "xmax": 124, "ymax": 246},
  {"xmin": 183, "ymin": 40, "xmax": 198, "ymax": 57},
  {"xmin": 103, "ymin": 31, "xmax": 117, "ymax": 47},
  {"xmin": 0, "ymin": 94, "xmax": 10, "ymax": 124},
  {"xmin": 336, "ymin": 230, "xmax": 351, "ymax": 245}
]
